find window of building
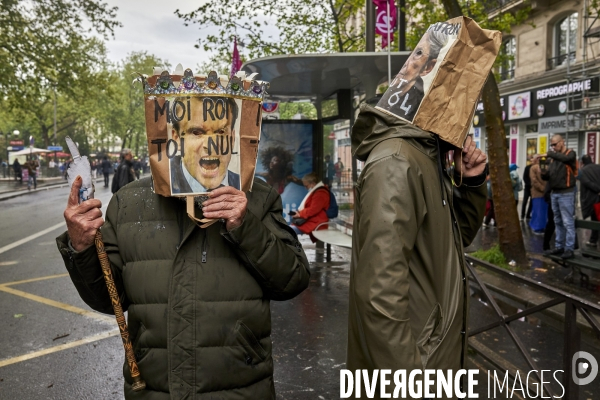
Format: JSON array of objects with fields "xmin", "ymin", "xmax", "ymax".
[
  {"xmin": 499, "ymin": 37, "xmax": 516, "ymax": 81},
  {"xmin": 549, "ymin": 13, "xmax": 578, "ymax": 69},
  {"xmin": 526, "ymin": 124, "xmax": 538, "ymax": 133}
]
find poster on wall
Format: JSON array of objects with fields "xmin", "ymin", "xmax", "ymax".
[
  {"xmin": 510, "ymin": 138, "xmax": 518, "ymax": 164},
  {"xmin": 526, "ymin": 138, "xmax": 538, "ymax": 160},
  {"xmin": 257, "ymin": 121, "xmax": 314, "ymax": 222},
  {"xmin": 508, "ymin": 91, "xmax": 531, "ymax": 120},
  {"xmin": 586, "ymin": 132, "xmax": 598, "ymax": 164},
  {"xmin": 510, "ymin": 125, "xmax": 518, "ymax": 135},
  {"xmin": 538, "ymin": 134, "xmax": 548, "ymax": 154}
]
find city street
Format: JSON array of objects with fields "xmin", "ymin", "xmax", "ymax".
[{"xmin": 1, "ymin": 185, "xmax": 600, "ymax": 399}]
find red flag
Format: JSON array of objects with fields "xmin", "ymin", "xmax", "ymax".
[
  {"xmin": 373, "ymin": 0, "xmax": 397, "ymax": 48},
  {"xmin": 230, "ymin": 37, "xmax": 242, "ymax": 78}
]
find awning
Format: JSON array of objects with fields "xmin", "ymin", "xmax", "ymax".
[
  {"xmin": 10, "ymin": 147, "xmax": 52, "ymax": 156},
  {"xmin": 242, "ymin": 52, "xmax": 410, "ymax": 101}
]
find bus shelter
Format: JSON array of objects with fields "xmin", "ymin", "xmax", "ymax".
[{"xmin": 242, "ymin": 52, "xmax": 408, "ymax": 219}]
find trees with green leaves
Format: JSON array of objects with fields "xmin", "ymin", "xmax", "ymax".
[
  {"xmin": 1, "ymin": 0, "xmax": 122, "ymax": 156},
  {"xmin": 96, "ymin": 52, "xmax": 169, "ymax": 157},
  {"xmin": 0, "ymin": 0, "xmax": 120, "ymax": 96},
  {"xmin": 175, "ymin": 0, "xmax": 365, "ymax": 70}
]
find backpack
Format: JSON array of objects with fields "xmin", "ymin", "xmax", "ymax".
[
  {"xmin": 510, "ymin": 170, "xmax": 522, "ymax": 191},
  {"xmin": 316, "ymin": 187, "xmax": 339, "ymax": 219},
  {"xmin": 565, "ymin": 149, "xmax": 578, "ymax": 187}
]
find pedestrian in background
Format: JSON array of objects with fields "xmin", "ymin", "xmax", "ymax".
[
  {"xmin": 133, "ymin": 157, "xmax": 141, "ymax": 180},
  {"xmin": 509, "ymin": 163, "xmax": 522, "ymax": 205},
  {"xmin": 577, "ymin": 154, "xmax": 600, "ymax": 246},
  {"xmin": 521, "ymin": 157, "xmax": 533, "ymax": 220},
  {"xmin": 111, "ymin": 149, "xmax": 135, "ymax": 193},
  {"xmin": 334, "ymin": 157, "xmax": 344, "ymax": 187},
  {"xmin": 542, "ymin": 134, "xmax": 577, "ymax": 259},
  {"xmin": 13, "ymin": 159, "xmax": 22, "ymax": 184},
  {"xmin": 529, "ymin": 155, "xmax": 547, "ymax": 233},
  {"xmin": 101, "ymin": 156, "xmax": 111, "ymax": 188},
  {"xmin": 25, "ymin": 156, "xmax": 39, "ymax": 190},
  {"xmin": 483, "ymin": 174, "xmax": 495, "ymax": 227},
  {"xmin": 323, "ymin": 154, "xmax": 335, "ymax": 186}
]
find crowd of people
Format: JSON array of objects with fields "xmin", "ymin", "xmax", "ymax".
[
  {"xmin": 2, "ymin": 151, "xmax": 147, "ymax": 193},
  {"xmin": 484, "ymin": 133, "xmax": 600, "ymax": 260}
]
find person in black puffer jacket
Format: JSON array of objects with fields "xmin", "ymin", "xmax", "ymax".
[{"xmin": 57, "ymin": 176, "xmax": 310, "ymax": 399}]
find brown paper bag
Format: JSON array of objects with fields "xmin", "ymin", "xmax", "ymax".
[
  {"xmin": 141, "ymin": 68, "xmax": 268, "ymax": 197},
  {"xmin": 376, "ymin": 16, "xmax": 501, "ymax": 147}
]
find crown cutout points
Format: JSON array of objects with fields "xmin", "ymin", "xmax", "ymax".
[{"xmin": 137, "ymin": 65, "xmax": 269, "ymax": 101}]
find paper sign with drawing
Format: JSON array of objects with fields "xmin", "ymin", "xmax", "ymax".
[
  {"xmin": 140, "ymin": 67, "xmax": 269, "ymax": 197},
  {"xmin": 376, "ymin": 16, "xmax": 501, "ymax": 147}
]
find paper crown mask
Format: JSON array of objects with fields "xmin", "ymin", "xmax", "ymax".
[
  {"xmin": 376, "ymin": 16, "xmax": 501, "ymax": 147},
  {"xmin": 138, "ymin": 65, "xmax": 269, "ymax": 198}
]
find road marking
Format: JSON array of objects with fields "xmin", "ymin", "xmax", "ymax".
[
  {"xmin": 0, "ymin": 329, "xmax": 119, "ymax": 368},
  {"xmin": 0, "ymin": 261, "xmax": 18, "ymax": 267},
  {"xmin": 0, "ymin": 286, "xmax": 114, "ymax": 324},
  {"xmin": 0, "ymin": 221, "xmax": 65, "ymax": 255},
  {"xmin": 0, "ymin": 273, "xmax": 69, "ymax": 287}
]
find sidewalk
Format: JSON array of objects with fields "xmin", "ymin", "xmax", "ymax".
[{"xmin": 0, "ymin": 176, "xmax": 108, "ymax": 201}]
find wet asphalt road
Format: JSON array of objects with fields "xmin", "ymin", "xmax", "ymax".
[{"xmin": 1, "ymin": 185, "xmax": 599, "ymax": 399}]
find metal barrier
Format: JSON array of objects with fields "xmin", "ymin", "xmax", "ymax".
[{"xmin": 466, "ymin": 254, "xmax": 600, "ymax": 398}]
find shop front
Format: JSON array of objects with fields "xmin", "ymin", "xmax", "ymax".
[{"xmin": 473, "ymin": 77, "xmax": 599, "ymax": 169}]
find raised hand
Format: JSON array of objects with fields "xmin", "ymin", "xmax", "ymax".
[
  {"xmin": 455, "ymin": 135, "xmax": 487, "ymax": 178},
  {"xmin": 202, "ymin": 186, "xmax": 248, "ymax": 231},
  {"xmin": 64, "ymin": 176, "xmax": 104, "ymax": 251}
]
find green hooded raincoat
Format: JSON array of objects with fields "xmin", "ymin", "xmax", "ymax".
[{"xmin": 347, "ymin": 105, "xmax": 486, "ymax": 398}]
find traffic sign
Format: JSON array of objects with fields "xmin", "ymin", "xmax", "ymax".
[
  {"xmin": 9, "ymin": 146, "xmax": 24, "ymax": 151},
  {"xmin": 10, "ymin": 140, "xmax": 23, "ymax": 146},
  {"xmin": 48, "ymin": 146, "xmax": 63, "ymax": 151}
]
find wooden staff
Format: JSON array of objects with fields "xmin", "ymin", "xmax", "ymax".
[{"xmin": 94, "ymin": 230, "xmax": 146, "ymax": 391}]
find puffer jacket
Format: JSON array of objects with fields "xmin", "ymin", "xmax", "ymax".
[
  {"xmin": 56, "ymin": 177, "xmax": 310, "ymax": 399},
  {"xmin": 296, "ymin": 185, "xmax": 329, "ymax": 234},
  {"xmin": 346, "ymin": 105, "xmax": 486, "ymax": 399}
]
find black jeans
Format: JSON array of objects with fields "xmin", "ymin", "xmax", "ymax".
[
  {"xmin": 103, "ymin": 172, "xmax": 110, "ymax": 187},
  {"xmin": 521, "ymin": 186, "xmax": 532, "ymax": 218},
  {"xmin": 543, "ymin": 204, "xmax": 555, "ymax": 251}
]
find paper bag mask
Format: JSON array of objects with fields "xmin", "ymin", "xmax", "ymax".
[
  {"xmin": 376, "ymin": 16, "xmax": 501, "ymax": 147},
  {"xmin": 140, "ymin": 67, "xmax": 269, "ymax": 197}
]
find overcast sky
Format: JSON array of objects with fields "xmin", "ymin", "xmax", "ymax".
[{"xmin": 102, "ymin": 0, "xmax": 218, "ymax": 70}]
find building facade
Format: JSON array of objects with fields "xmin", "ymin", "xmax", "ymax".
[{"xmin": 474, "ymin": 0, "xmax": 600, "ymax": 169}]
